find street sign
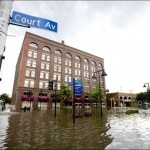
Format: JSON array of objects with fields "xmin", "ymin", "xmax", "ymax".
[
  {"xmin": 11, "ymin": 11, "xmax": 58, "ymax": 33},
  {"xmin": 68, "ymin": 80, "xmax": 83, "ymax": 86},
  {"xmin": 75, "ymin": 86, "xmax": 83, "ymax": 95}
]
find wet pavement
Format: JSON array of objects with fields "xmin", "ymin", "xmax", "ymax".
[{"xmin": 0, "ymin": 107, "xmax": 150, "ymax": 149}]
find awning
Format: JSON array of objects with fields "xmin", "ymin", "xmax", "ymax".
[
  {"xmin": 22, "ymin": 95, "xmax": 34, "ymax": 101},
  {"xmin": 38, "ymin": 96, "xmax": 49, "ymax": 102}
]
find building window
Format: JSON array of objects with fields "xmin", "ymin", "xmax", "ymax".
[
  {"xmin": 42, "ymin": 54, "xmax": 46, "ymax": 60},
  {"xmin": 69, "ymin": 69, "xmax": 71, "ymax": 74},
  {"xmin": 45, "ymin": 82, "xmax": 48, "ymax": 89},
  {"xmin": 65, "ymin": 76, "xmax": 67, "ymax": 82},
  {"xmin": 27, "ymin": 60, "xmax": 31, "ymax": 67},
  {"xmin": 26, "ymin": 60, "xmax": 36, "ymax": 68},
  {"xmin": 65, "ymin": 68, "xmax": 68, "ymax": 73},
  {"xmin": 30, "ymin": 80, "xmax": 34, "ymax": 88},
  {"xmin": 78, "ymin": 70, "xmax": 81, "ymax": 76},
  {"xmin": 45, "ymin": 73, "xmax": 49, "ymax": 79},
  {"xmin": 53, "ymin": 74, "xmax": 57, "ymax": 80},
  {"xmin": 54, "ymin": 57, "xmax": 57, "ymax": 63},
  {"xmin": 58, "ymin": 83, "xmax": 61, "ymax": 90},
  {"xmin": 32, "ymin": 61, "xmax": 36, "ymax": 68},
  {"xmin": 25, "ymin": 70, "xmax": 30, "ymax": 77},
  {"xmin": 29, "ymin": 43, "xmax": 38, "ymax": 48},
  {"xmin": 58, "ymin": 58, "xmax": 61, "ymax": 64},
  {"xmin": 58, "ymin": 66, "xmax": 61, "ymax": 72},
  {"xmin": 58, "ymin": 75, "xmax": 61, "ymax": 81},
  {"xmin": 43, "ymin": 47, "xmax": 50, "ymax": 52},
  {"xmin": 69, "ymin": 61, "xmax": 71, "ymax": 66},
  {"xmin": 69, "ymin": 76, "xmax": 71, "ymax": 82},
  {"xmin": 28, "ymin": 51, "xmax": 32, "ymax": 57},
  {"xmin": 24, "ymin": 80, "xmax": 34, "ymax": 88},
  {"xmin": 42, "ymin": 54, "xmax": 50, "ymax": 61},
  {"xmin": 46, "ymin": 64, "xmax": 50, "ymax": 70},
  {"xmin": 47, "ymin": 55, "xmax": 50, "ymax": 61},
  {"xmin": 55, "ymin": 50, "xmax": 61, "ymax": 55},
  {"xmin": 75, "ymin": 56, "xmax": 80, "ymax": 60},
  {"xmin": 78, "ymin": 63, "xmax": 80, "ymax": 68},
  {"xmin": 75, "ymin": 63, "xmax": 77, "ymax": 68},
  {"xmin": 66, "ymin": 53, "xmax": 72, "ymax": 58},
  {"xmin": 39, "ymin": 82, "xmax": 43, "ymax": 88},
  {"xmin": 54, "ymin": 66, "xmax": 57, "ymax": 71},
  {"xmin": 31, "ymin": 70, "xmax": 35, "ymax": 77},
  {"xmin": 65, "ymin": 60, "xmax": 68, "ymax": 65},
  {"xmin": 41, "ymin": 63, "xmax": 45, "ymax": 69},
  {"xmin": 24, "ymin": 80, "xmax": 29, "ymax": 87},
  {"xmin": 40, "ymin": 72, "xmax": 44, "ymax": 79},
  {"xmin": 75, "ymin": 70, "xmax": 77, "ymax": 75}
]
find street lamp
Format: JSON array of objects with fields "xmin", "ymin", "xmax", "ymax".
[
  {"xmin": 143, "ymin": 83, "xmax": 150, "ymax": 104},
  {"xmin": 105, "ymin": 89, "xmax": 109, "ymax": 110},
  {"xmin": 92, "ymin": 69, "xmax": 107, "ymax": 117},
  {"xmin": 143, "ymin": 83, "xmax": 150, "ymax": 90}
]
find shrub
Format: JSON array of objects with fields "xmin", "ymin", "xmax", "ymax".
[{"xmin": 125, "ymin": 109, "xmax": 139, "ymax": 115}]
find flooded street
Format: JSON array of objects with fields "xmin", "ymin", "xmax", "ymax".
[{"xmin": 0, "ymin": 107, "xmax": 150, "ymax": 149}]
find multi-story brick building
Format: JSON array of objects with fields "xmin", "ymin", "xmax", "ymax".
[{"xmin": 12, "ymin": 32, "xmax": 107, "ymax": 110}]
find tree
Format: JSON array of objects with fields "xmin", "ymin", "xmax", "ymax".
[
  {"xmin": 136, "ymin": 92, "xmax": 147, "ymax": 103},
  {"xmin": 89, "ymin": 84, "xmax": 104, "ymax": 106},
  {"xmin": 57, "ymin": 83, "xmax": 72, "ymax": 107},
  {"xmin": 0, "ymin": 93, "xmax": 11, "ymax": 104}
]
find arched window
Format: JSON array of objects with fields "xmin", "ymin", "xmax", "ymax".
[
  {"xmin": 29, "ymin": 43, "xmax": 38, "ymax": 48},
  {"xmin": 55, "ymin": 50, "xmax": 61, "ymax": 55},
  {"xmin": 66, "ymin": 53, "xmax": 72, "ymax": 58},
  {"xmin": 75, "ymin": 56, "xmax": 80, "ymax": 60},
  {"xmin": 91, "ymin": 61, "xmax": 96, "ymax": 65},
  {"xmin": 84, "ymin": 58, "xmax": 88, "ymax": 63},
  {"xmin": 43, "ymin": 47, "xmax": 50, "ymax": 52}
]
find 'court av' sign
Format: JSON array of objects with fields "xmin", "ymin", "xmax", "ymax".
[{"xmin": 11, "ymin": 11, "xmax": 58, "ymax": 33}]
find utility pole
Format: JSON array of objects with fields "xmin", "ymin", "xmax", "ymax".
[{"xmin": 0, "ymin": 1, "xmax": 14, "ymax": 79}]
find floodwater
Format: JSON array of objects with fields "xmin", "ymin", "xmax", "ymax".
[{"xmin": 0, "ymin": 107, "xmax": 150, "ymax": 149}]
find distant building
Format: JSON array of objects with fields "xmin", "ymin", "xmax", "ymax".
[
  {"xmin": 12, "ymin": 32, "xmax": 107, "ymax": 110},
  {"xmin": 107, "ymin": 92, "xmax": 137, "ymax": 107}
]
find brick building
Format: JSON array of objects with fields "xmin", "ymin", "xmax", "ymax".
[
  {"xmin": 107, "ymin": 92, "xmax": 137, "ymax": 107},
  {"xmin": 12, "ymin": 32, "xmax": 107, "ymax": 110}
]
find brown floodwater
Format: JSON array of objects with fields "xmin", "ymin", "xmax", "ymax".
[
  {"xmin": 1, "ymin": 107, "xmax": 150, "ymax": 149},
  {"xmin": 0, "ymin": 108, "xmax": 113, "ymax": 150}
]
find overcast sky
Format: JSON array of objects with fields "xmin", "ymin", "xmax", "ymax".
[{"xmin": 1, "ymin": 1, "xmax": 150, "ymax": 96}]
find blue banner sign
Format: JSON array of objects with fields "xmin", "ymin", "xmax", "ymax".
[
  {"xmin": 11, "ymin": 11, "xmax": 58, "ymax": 33},
  {"xmin": 75, "ymin": 86, "xmax": 83, "ymax": 95},
  {"xmin": 68, "ymin": 80, "xmax": 83, "ymax": 86}
]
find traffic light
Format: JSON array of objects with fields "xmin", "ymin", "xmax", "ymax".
[{"xmin": 48, "ymin": 81, "xmax": 53, "ymax": 90}]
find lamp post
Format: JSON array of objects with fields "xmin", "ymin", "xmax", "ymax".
[
  {"xmin": 143, "ymin": 83, "xmax": 150, "ymax": 90},
  {"xmin": 105, "ymin": 89, "xmax": 109, "ymax": 110},
  {"xmin": 92, "ymin": 69, "xmax": 107, "ymax": 117},
  {"xmin": 143, "ymin": 83, "xmax": 150, "ymax": 104},
  {"xmin": 53, "ymin": 80, "xmax": 57, "ymax": 118}
]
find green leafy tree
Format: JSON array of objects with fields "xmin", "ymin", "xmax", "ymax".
[
  {"xmin": 89, "ymin": 84, "xmax": 104, "ymax": 106},
  {"xmin": 57, "ymin": 83, "xmax": 72, "ymax": 107},
  {"xmin": 0, "ymin": 93, "xmax": 11, "ymax": 104},
  {"xmin": 136, "ymin": 92, "xmax": 147, "ymax": 103}
]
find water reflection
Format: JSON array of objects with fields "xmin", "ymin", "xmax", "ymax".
[{"xmin": 2, "ymin": 108, "xmax": 113, "ymax": 149}]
